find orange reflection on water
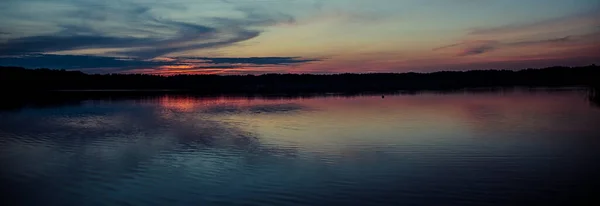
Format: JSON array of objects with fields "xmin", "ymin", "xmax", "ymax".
[
  {"xmin": 134, "ymin": 90, "xmax": 600, "ymax": 155},
  {"xmin": 157, "ymin": 95, "xmax": 276, "ymax": 112},
  {"xmin": 159, "ymin": 96, "xmax": 200, "ymax": 112}
]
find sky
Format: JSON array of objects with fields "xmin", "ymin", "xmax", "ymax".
[{"xmin": 0, "ymin": 0, "xmax": 599, "ymax": 75}]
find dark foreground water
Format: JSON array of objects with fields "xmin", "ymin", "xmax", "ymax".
[{"xmin": 1, "ymin": 89, "xmax": 599, "ymax": 206}]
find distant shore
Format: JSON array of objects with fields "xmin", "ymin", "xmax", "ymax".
[{"xmin": 1, "ymin": 65, "xmax": 599, "ymax": 94}]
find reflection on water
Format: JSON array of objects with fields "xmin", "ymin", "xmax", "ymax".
[
  {"xmin": 1, "ymin": 89, "xmax": 599, "ymax": 206},
  {"xmin": 590, "ymin": 87, "xmax": 600, "ymax": 108}
]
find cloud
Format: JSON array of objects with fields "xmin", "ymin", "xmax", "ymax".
[
  {"xmin": 0, "ymin": 54, "xmax": 319, "ymax": 74},
  {"xmin": 458, "ymin": 44, "xmax": 497, "ymax": 56},
  {"xmin": 0, "ymin": 18, "xmax": 256, "ymax": 58},
  {"xmin": 0, "ymin": 54, "xmax": 173, "ymax": 71},
  {"xmin": 0, "ymin": 35, "xmax": 155, "ymax": 55},
  {"xmin": 432, "ymin": 43, "xmax": 463, "ymax": 51},
  {"xmin": 136, "ymin": 56, "xmax": 321, "ymax": 75},
  {"xmin": 434, "ymin": 9, "xmax": 600, "ymax": 57},
  {"xmin": 507, "ymin": 36, "xmax": 573, "ymax": 47},
  {"xmin": 469, "ymin": 9, "xmax": 600, "ymax": 37},
  {"xmin": 183, "ymin": 57, "xmax": 320, "ymax": 65},
  {"xmin": 434, "ymin": 40, "xmax": 499, "ymax": 56},
  {"xmin": 434, "ymin": 32, "xmax": 599, "ymax": 57},
  {"xmin": 0, "ymin": 0, "xmax": 296, "ymax": 59},
  {"xmin": 118, "ymin": 30, "xmax": 261, "ymax": 59},
  {"xmin": 192, "ymin": 65, "xmax": 239, "ymax": 69}
]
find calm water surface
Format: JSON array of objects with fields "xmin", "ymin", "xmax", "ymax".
[{"xmin": 1, "ymin": 89, "xmax": 599, "ymax": 206}]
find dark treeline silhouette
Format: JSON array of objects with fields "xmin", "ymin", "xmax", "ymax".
[{"xmin": 1, "ymin": 65, "xmax": 599, "ymax": 93}]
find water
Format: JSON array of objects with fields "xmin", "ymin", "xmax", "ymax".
[{"xmin": 1, "ymin": 89, "xmax": 599, "ymax": 206}]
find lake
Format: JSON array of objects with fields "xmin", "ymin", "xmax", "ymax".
[{"xmin": 1, "ymin": 89, "xmax": 599, "ymax": 206}]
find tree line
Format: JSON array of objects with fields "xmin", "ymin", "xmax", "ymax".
[{"xmin": 1, "ymin": 65, "xmax": 599, "ymax": 93}]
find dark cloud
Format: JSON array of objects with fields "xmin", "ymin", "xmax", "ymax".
[
  {"xmin": 0, "ymin": 1, "xmax": 295, "ymax": 59},
  {"xmin": 507, "ymin": 36, "xmax": 572, "ymax": 46},
  {"xmin": 0, "ymin": 1, "xmax": 314, "ymax": 73},
  {"xmin": 433, "ymin": 41, "xmax": 499, "ymax": 56},
  {"xmin": 185, "ymin": 57, "xmax": 320, "ymax": 65},
  {"xmin": 0, "ymin": 35, "xmax": 155, "ymax": 55},
  {"xmin": 118, "ymin": 30, "xmax": 261, "ymax": 58},
  {"xmin": 0, "ymin": 54, "xmax": 319, "ymax": 73},
  {"xmin": 432, "ymin": 43, "xmax": 464, "ymax": 51},
  {"xmin": 0, "ymin": 18, "xmax": 229, "ymax": 58},
  {"xmin": 116, "ymin": 6, "xmax": 297, "ymax": 58},
  {"xmin": 458, "ymin": 44, "xmax": 497, "ymax": 56},
  {"xmin": 0, "ymin": 54, "xmax": 173, "ymax": 70},
  {"xmin": 193, "ymin": 65, "xmax": 239, "ymax": 69}
]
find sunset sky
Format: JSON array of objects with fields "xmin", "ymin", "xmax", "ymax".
[{"xmin": 1, "ymin": 0, "xmax": 599, "ymax": 75}]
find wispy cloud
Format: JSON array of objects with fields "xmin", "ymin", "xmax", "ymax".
[
  {"xmin": 434, "ymin": 40, "xmax": 499, "ymax": 56},
  {"xmin": 434, "ymin": 32, "xmax": 599, "ymax": 57},
  {"xmin": 434, "ymin": 8, "xmax": 600, "ymax": 57},
  {"xmin": 432, "ymin": 43, "xmax": 463, "ymax": 51},
  {"xmin": 469, "ymin": 9, "xmax": 600, "ymax": 37},
  {"xmin": 458, "ymin": 44, "xmax": 497, "ymax": 56},
  {"xmin": 507, "ymin": 36, "xmax": 573, "ymax": 47}
]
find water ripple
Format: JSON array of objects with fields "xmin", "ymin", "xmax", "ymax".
[{"xmin": 1, "ymin": 91, "xmax": 599, "ymax": 206}]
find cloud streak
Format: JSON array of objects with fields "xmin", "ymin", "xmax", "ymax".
[
  {"xmin": 0, "ymin": 54, "xmax": 172, "ymax": 70},
  {"xmin": 432, "ymin": 7, "xmax": 600, "ymax": 58},
  {"xmin": 184, "ymin": 57, "xmax": 320, "ymax": 65},
  {"xmin": 458, "ymin": 44, "xmax": 497, "ymax": 56},
  {"xmin": 434, "ymin": 35, "xmax": 586, "ymax": 56},
  {"xmin": 469, "ymin": 9, "xmax": 600, "ymax": 37},
  {"xmin": 0, "ymin": 54, "xmax": 320, "ymax": 74},
  {"xmin": 440, "ymin": 31, "xmax": 600, "ymax": 56},
  {"xmin": 433, "ymin": 40, "xmax": 500, "ymax": 56}
]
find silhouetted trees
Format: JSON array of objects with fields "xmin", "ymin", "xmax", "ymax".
[{"xmin": 1, "ymin": 65, "xmax": 599, "ymax": 93}]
